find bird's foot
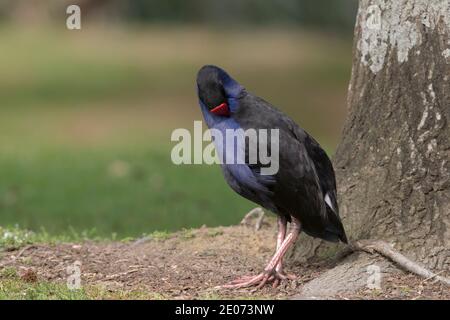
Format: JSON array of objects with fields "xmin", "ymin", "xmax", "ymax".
[{"xmin": 218, "ymin": 269, "xmax": 296, "ymax": 290}]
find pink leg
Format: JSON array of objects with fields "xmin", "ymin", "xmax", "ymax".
[
  {"xmin": 276, "ymin": 216, "xmax": 287, "ymax": 254},
  {"xmin": 220, "ymin": 216, "xmax": 301, "ymax": 289},
  {"xmin": 273, "ymin": 216, "xmax": 288, "ymax": 287}
]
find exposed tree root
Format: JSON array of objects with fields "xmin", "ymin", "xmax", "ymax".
[
  {"xmin": 240, "ymin": 209, "xmax": 449, "ymax": 288},
  {"xmin": 350, "ymin": 240, "xmax": 450, "ymax": 286}
]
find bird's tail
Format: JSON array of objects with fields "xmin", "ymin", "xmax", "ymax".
[{"xmin": 324, "ymin": 210, "xmax": 348, "ymax": 244}]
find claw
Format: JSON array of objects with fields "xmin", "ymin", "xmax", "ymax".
[
  {"xmin": 272, "ymin": 279, "xmax": 280, "ymax": 288},
  {"xmin": 276, "ymin": 271, "xmax": 297, "ymax": 280},
  {"xmin": 285, "ymin": 273, "xmax": 297, "ymax": 280}
]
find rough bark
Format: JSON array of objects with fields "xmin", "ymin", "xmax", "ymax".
[
  {"xmin": 293, "ymin": 254, "xmax": 396, "ymax": 299},
  {"xmin": 290, "ymin": 0, "xmax": 450, "ymax": 272}
]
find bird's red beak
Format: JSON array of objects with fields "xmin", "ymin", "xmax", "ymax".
[{"xmin": 210, "ymin": 102, "xmax": 230, "ymax": 116}]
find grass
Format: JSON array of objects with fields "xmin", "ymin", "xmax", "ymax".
[
  {"xmin": 0, "ymin": 276, "xmax": 167, "ymax": 300},
  {"xmin": 0, "ymin": 264, "xmax": 267, "ymax": 300},
  {"xmin": 0, "ymin": 146, "xmax": 254, "ymax": 238},
  {"xmin": 0, "ymin": 279, "xmax": 89, "ymax": 300},
  {"xmin": 0, "ymin": 261, "xmax": 264, "ymax": 300},
  {"xmin": 0, "ymin": 25, "xmax": 351, "ymax": 238},
  {"xmin": 0, "ymin": 277, "xmax": 269, "ymax": 300},
  {"xmin": 0, "ymin": 225, "xmax": 108, "ymax": 250}
]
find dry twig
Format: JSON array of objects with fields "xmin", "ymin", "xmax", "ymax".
[{"xmin": 240, "ymin": 207, "xmax": 265, "ymax": 231}]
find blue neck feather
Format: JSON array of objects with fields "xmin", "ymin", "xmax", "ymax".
[
  {"xmin": 198, "ymin": 69, "xmax": 269, "ymax": 198},
  {"xmin": 199, "ymin": 68, "xmax": 243, "ymax": 129}
]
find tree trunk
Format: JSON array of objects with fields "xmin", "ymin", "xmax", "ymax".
[{"xmin": 290, "ymin": 0, "xmax": 450, "ymax": 271}]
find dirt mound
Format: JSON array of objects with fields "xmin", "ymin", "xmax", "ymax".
[{"xmin": 1, "ymin": 224, "xmax": 448, "ymax": 299}]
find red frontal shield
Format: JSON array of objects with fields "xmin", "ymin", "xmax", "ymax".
[{"xmin": 210, "ymin": 103, "xmax": 230, "ymax": 116}]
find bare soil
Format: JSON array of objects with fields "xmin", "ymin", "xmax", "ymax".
[{"xmin": 1, "ymin": 223, "xmax": 448, "ymax": 299}]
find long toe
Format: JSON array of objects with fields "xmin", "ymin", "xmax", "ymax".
[
  {"xmin": 218, "ymin": 270, "xmax": 296, "ymax": 290},
  {"xmin": 219, "ymin": 273, "xmax": 265, "ymax": 289}
]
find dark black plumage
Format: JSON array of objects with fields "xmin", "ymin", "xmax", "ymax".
[{"xmin": 197, "ymin": 65, "xmax": 347, "ymax": 244}]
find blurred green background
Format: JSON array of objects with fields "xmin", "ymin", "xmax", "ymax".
[{"xmin": 0, "ymin": 0, "xmax": 356, "ymax": 237}]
